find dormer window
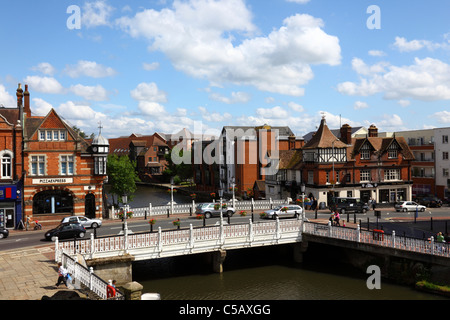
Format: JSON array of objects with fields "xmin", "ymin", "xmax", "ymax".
[
  {"xmin": 39, "ymin": 130, "xmax": 67, "ymax": 141},
  {"xmin": 388, "ymin": 142, "xmax": 399, "ymax": 159},
  {"xmin": 361, "ymin": 144, "xmax": 371, "ymax": 160}
]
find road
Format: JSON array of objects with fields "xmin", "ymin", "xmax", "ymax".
[{"xmin": 1, "ymin": 206, "xmax": 449, "ymax": 252}]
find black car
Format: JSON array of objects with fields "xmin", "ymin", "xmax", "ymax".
[
  {"xmin": 45, "ymin": 222, "xmax": 86, "ymax": 241},
  {"xmin": 417, "ymin": 196, "xmax": 442, "ymax": 208},
  {"xmin": 333, "ymin": 197, "xmax": 369, "ymax": 214},
  {"xmin": 0, "ymin": 228, "xmax": 9, "ymax": 239}
]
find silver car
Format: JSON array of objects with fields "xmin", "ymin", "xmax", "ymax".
[
  {"xmin": 195, "ymin": 203, "xmax": 236, "ymax": 219},
  {"xmin": 61, "ymin": 216, "xmax": 102, "ymax": 228},
  {"xmin": 262, "ymin": 204, "xmax": 303, "ymax": 219},
  {"xmin": 394, "ymin": 201, "xmax": 426, "ymax": 212}
]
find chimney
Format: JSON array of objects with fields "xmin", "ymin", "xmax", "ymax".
[
  {"xmin": 340, "ymin": 124, "xmax": 352, "ymax": 144},
  {"xmin": 16, "ymin": 83, "xmax": 23, "ymax": 108},
  {"xmin": 288, "ymin": 134, "xmax": 296, "ymax": 150},
  {"xmin": 368, "ymin": 124, "xmax": 378, "ymax": 137},
  {"xmin": 24, "ymin": 84, "xmax": 31, "ymax": 117}
]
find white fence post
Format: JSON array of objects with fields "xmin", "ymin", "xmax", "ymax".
[
  {"xmin": 158, "ymin": 227, "xmax": 162, "ymax": 253},
  {"xmin": 276, "ymin": 217, "xmax": 280, "ymax": 240},
  {"xmin": 90, "ymin": 233, "xmax": 95, "ymax": 258},
  {"xmin": 149, "ymin": 203, "xmax": 152, "ymax": 216},
  {"xmin": 356, "ymin": 224, "xmax": 360, "ymax": 242},
  {"xmin": 54, "ymin": 237, "xmax": 59, "ymax": 262},
  {"xmin": 89, "ymin": 267, "xmax": 94, "ymax": 291},
  {"xmin": 392, "ymin": 230, "xmax": 396, "ymax": 248},
  {"xmin": 189, "ymin": 224, "xmax": 194, "ymax": 251},
  {"xmin": 249, "ymin": 219, "xmax": 254, "ymax": 243},
  {"xmin": 430, "ymin": 236, "xmax": 434, "ymax": 255},
  {"xmin": 328, "ymin": 221, "xmax": 332, "ymax": 237}
]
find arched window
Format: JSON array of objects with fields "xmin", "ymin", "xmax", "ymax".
[{"xmin": 0, "ymin": 152, "xmax": 12, "ymax": 179}]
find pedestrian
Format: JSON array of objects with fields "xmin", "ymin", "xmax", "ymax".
[
  {"xmin": 372, "ymin": 199, "xmax": 376, "ymax": 211},
  {"xmin": 334, "ymin": 211, "xmax": 340, "ymax": 226},
  {"xmin": 26, "ymin": 216, "xmax": 31, "ymax": 231},
  {"xmin": 436, "ymin": 232, "xmax": 445, "ymax": 243},
  {"xmin": 55, "ymin": 262, "xmax": 67, "ymax": 288},
  {"xmin": 329, "ymin": 213, "xmax": 335, "ymax": 226}
]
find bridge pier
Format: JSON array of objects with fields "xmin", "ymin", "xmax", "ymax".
[
  {"xmin": 85, "ymin": 254, "xmax": 135, "ymax": 286},
  {"xmin": 212, "ymin": 249, "xmax": 227, "ymax": 273},
  {"xmin": 292, "ymin": 241, "xmax": 309, "ymax": 263}
]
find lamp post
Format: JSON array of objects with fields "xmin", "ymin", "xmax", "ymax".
[
  {"xmin": 231, "ymin": 179, "xmax": 236, "ymax": 209},
  {"xmin": 301, "ymin": 183, "xmax": 306, "ymax": 221},
  {"xmin": 120, "ymin": 194, "xmax": 129, "ymax": 235},
  {"xmin": 219, "ymin": 188, "xmax": 224, "ymax": 222},
  {"xmin": 170, "ymin": 176, "xmax": 174, "ymax": 215}
]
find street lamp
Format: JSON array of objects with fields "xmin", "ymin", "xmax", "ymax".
[
  {"xmin": 231, "ymin": 179, "xmax": 236, "ymax": 209},
  {"xmin": 218, "ymin": 188, "xmax": 224, "ymax": 222},
  {"xmin": 170, "ymin": 176, "xmax": 174, "ymax": 215},
  {"xmin": 120, "ymin": 194, "xmax": 129, "ymax": 235},
  {"xmin": 300, "ymin": 183, "xmax": 305, "ymax": 221}
]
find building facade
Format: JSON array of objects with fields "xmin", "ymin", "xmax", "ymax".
[
  {"xmin": 21, "ymin": 86, "xmax": 108, "ymax": 227},
  {"xmin": 434, "ymin": 127, "xmax": 450, "ymax": 201},
  {"xmin": 282, "ymin": 117, "xmax": 415, "ymax": 207}
]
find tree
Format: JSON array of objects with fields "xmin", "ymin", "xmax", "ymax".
[
  {"xmin": 162, "ymin": 149, "xmax": 193, "ymax": 183},
  {"xmin": 106, "ymin": 154, "xmax": 140, "ymax": 206}
]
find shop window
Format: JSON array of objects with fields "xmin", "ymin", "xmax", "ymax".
[
  {"xmin": 31, "ymin": 155, "xmax": 45, "ymax": 176},
  {"xmin": 33, "ymin": 190, "xmax": 74, "ymax": 215},
  {"xmin": 61, "ymin": 155, "xmax": 74, "ymax": 175}
]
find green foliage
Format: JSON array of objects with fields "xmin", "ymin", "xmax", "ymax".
[
  {"xmin": 162, "ymin": 149, "xmax": 193, "ymax": 183},
  {"xmin": 106, "ymin": 154, "xmax": 140, "ymax": 204}
]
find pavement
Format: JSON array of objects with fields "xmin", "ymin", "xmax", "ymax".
[{"xmin": 0, "ymin": 207, "xmax": 448, "ymax": 300}]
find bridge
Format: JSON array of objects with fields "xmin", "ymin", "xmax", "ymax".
[{"xmin": 55, "ymin": 218, "xmax": 450, "ymax": 268}]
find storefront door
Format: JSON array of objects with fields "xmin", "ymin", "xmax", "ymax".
[
  {"xmin": 0, "ymin": 208, "xmax": 14, "ymax": 229},
  {"xmin": 85, "ymin": 194, "xmax": 95, "ymax": 219}
]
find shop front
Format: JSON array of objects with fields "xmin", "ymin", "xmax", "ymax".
[{"xmin": 0, "ymin": 185, "xmax": 21, "ymax": 229}]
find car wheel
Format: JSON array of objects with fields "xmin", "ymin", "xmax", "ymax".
[
  {"xmin": 78, "ymin": 232, "xmax": 85, "ymax": 238},
  {"xmin": 226, "ymin": 210, "xmax": 234, "ymax": 217},
  {"xmin": 91, "ymin": 222, "xmax": 99, "ymax": 228},
  {"xmin": 0, "ymin": 233, "xmax": 4, "ymax": 239},
  {"xmin": 403, "ymin": 208, "xmax": 407, "ymax": 212},
  {"xmin": 420, "ymin": 208, "xmax": 425, "ymax": 212},
  {"xmin": 205, "ymin": 212, "xmax": 211, "ymax": 219}
]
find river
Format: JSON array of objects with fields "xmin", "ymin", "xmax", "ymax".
[{"xmin": 114, "ymin": 185, "xmax": 446, "ymax": 300}]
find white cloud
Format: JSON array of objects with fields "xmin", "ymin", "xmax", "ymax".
[
  {"xmin": 392, "ymin": 36, "xmax": 448, "ymax": 52},
  {"xmin": 64, "ymin": 60, "xmax": 117, "ymax": 78},
  {"xmin": 286, "ymin": 0, "xmax": 310, "ymax": 3},
  {"xmin": 354, "ymin": 101, "xmax": 369, "ymax": 110},
  {"xmin": 209, "ymin": 91, "xmax": 251, "ymax": 104},
  {"xmin": 0, "ymin": 85, "xmax": 15, "ymax": 107},
  {"xmin": 58, "ymin": 101, "xmax": 99, "ymax": 120},
  {"xmin": 255, "ymin": 106, "xmax": 289, "ymax": 119},
  {"xmin": 31, "ymin": 62, "xmax": 56, "ymax": 76},
  {"xmin": 130, "ymin": 82, "xmax": 167, "ymax": 103},
  {"xmin": 143, "ymin": 62, "xmax": 160, "ymax": 71},
  {"xmin": 32, "ymin": 98, "xmax": 53, "ymax": 116},
  {"xmin": 377, "ymin": 114, "xmax": 404, "ymax": 129},
  {"xmin": 23, "ymin": 76, "xmax": 64, "ymax": 94},
  {"xmin": 288, "ymin": 102, "xmax": 304, "ymax": 112},
  {"xmin": 198, "ymin": 106, "xmax": 232, "ymax": 122},
  {"xmin": 116, "ymin": 0, "xmax": 341, "ymax": 96},
  {"xmin": 368, "ymin": 50, "xmax": 386, "ymax": 57},
  {"xmin": 70, "ymin": 84, "xmax": 109, "ymax": 101},
  {"xmin": 82, "ymin": 0, "xmax": 115, "ymax": 28},
  {"xmin": 337, "ymin": 57, "xmax": 450, "ymax": 101},
  {"xmin": 137, "ymin": 101, "xmax": 167, "ymax": 117},
  {"xmin": 397, "ymin": 99, "xmax": 410, "ymax": 107},
  {"xmin": 430, "ymin": 111, "xmax": 450, "ymax": 124}
]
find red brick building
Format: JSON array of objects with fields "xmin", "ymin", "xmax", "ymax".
[
  {"xmin": 300, "ymin": 117, "xmax": 414, "ymax": 206},
  {"xmin": 21, "ymin": 85, "xmax": 108, "ymax": 227},
  {"xmin": 0, "ymin": 86, "xmax": 24, "ymax": 229}
]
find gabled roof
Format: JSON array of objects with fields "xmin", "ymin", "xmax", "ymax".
[
  {"xmin": 350, "ymin": 135, "xmax": 414, "ymax": 160},
  {"xmin": 302, "ymin": 118, "xmax": 347, "ymax": 149},
  {"xmin": 278, "ymin": 149, "xmax": 303, "ymax": 170}
]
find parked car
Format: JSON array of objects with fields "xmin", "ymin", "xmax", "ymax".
[
  {"xmin": 61, "ymin": 216, "xmax": 102, "ymax": 228},
  {"xmin": 416, "ymin": 196, "xmax": 442, "ymax": 208},
  {"xmin": 0, "ymin": 228, "xmax": 9, "ymax": 239},
  {"xmin": 394, "ymin": 201, "xmax": 426, "ymax": 212},
  {"xmin": 261, "ymin": 204, "xmax": 303, "ymax": 219},
  {"xmin": 44, "ymin": 222, "xmax": 86, "ymax": 241},
  {"xmin": 333, "ymin": 197, "xmax": 369, "ymax": 214},
  {"xmin": 195, "ymin": 203, "xmax": 236, "ymax": 219}
]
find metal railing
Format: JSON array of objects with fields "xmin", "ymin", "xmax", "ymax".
[
  {"xmin": 112, "ymin": 198, "xmax": 289, "ymax": 219},
  {"xmin": 59, "ymin": 252, "xmax": 125, "ymax": 300}
]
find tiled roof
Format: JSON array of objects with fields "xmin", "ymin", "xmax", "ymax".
[{"xmin": 302, "ymin": 118, "xmax": 347, "ymax": 149}]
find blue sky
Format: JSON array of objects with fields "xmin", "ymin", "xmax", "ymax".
[{"xmin": 0, "ymin": 0, "xmax": 449, "ymax": 138}]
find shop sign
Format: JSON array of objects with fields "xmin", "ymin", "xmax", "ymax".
[{"xmin": 32, "ymin": 178, "xmax": 74, "ymax": 184}]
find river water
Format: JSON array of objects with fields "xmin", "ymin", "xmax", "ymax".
[{"xmin": 116, "ymin": 185, "xmax": 446, "ymax": 300}]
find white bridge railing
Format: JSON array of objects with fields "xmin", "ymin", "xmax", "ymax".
[
  {"xmin": 112, "ymin": 198, "xmax": 289, "ymax": 219},
  {"xmin": 55, "ymin": 220, "xmax": 450, "ymax": 264}
]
